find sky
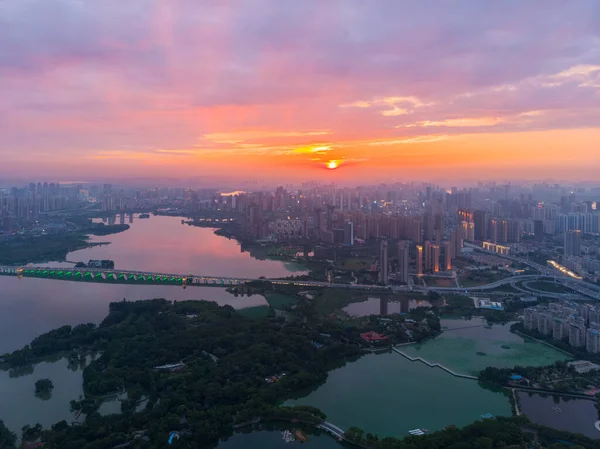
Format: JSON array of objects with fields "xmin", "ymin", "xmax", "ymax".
[{"xmin": 1, "ymin": 0, "xmax": 599, "ymax": 184}]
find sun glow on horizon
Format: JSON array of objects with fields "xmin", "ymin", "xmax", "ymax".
[{"xmin": 327, "ymin": 160, "xmax": 340, "ymax": 170}]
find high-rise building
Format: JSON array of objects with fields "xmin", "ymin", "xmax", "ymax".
[
  {"xmin": 467, "ymin": 222, "xmax": 475, "ymax": 241},
  {"xmin": 379, "ymin": 240, "xmax": 389, "ymax": 285},
  {"xmin": 569, "ymin": 320, "xmax": 586, "ymax": 348},
  {"xmin": 397, "ymin": 240, "xmax": 409, "ymax": 283},
  {"xmin": 587, "ymin": 327, "xmax": 600, "ymax": 354},
  {"xmin": 537, "ymin": 313, "xmax": 551, "ymax": 336},
  {"xmin": 489, "ymin": 219, "xmax": 498, "ymax": 243},
  {"xmin": 432, "ymin": 244, "xmax": 440, "ymax": 273},
  {"xmin": 379, "ymin": 297, "xmax": 388, "ymax": 316},
  {"xmin": 424, "ymin": 240, "xmax": 432, "ymax": 272},
  {"xmin": 473, "ymin": 210, "xmax": 487, "ymax": 241},
  {"xmin": 416, "ymin": 245, "xmax": 423, "ymax": 276},
  {"xmin": 524, "ymin": 308, "xmax": 537, "ymax": 330},
  {"xmin": 534, "ymin": 220, "xmax": 544, "ymax": 242},
  {"xmin": 344, "ymin": 221, "xmax": 354, "ymax": 246},
  {"xmin": 564, "ymin": 230, "xmax": 581, "ymax": 256},
  {"xmin": 444, "ymin": 241, "xmax": 452, "ymax": 271},
  {"xmin": 552, "ymin": 318, "xmax": 566, "ymax": 341}
]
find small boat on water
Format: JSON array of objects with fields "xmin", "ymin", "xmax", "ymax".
[
  {"xmin": 294, "ymin": 429, "xmax": 308, "ymax": 442},
  {"xmin": 552, "ymin": 406, "xmax": 562, "ymax": 413},
  {"xmin": 282, "ymin": 430, "xmax": 295, "ymax": 443}
]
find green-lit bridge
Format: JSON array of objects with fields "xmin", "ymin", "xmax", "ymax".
[{"xmin": 0, "ymin": 265, "xmax": 371, "ymax": 289}]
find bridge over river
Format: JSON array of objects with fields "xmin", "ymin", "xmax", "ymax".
[
  {"xmin": 0, "ymin": 265, "xmax": 387, "ymax": 290},
  {"xmin": 2, "ymin": 265, "xmax": 599, "ymax": 300}
]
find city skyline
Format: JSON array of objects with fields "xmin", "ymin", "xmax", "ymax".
[{"xmin": 1, "ymin": 1, "xmax": 599, "ymax": 181}]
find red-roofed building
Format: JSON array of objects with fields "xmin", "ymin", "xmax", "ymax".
[{"xmin": 360, "ymin": 331, "xmax": 388, "ymax": 343}]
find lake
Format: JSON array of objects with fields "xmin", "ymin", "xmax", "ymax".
[
  {"xmin": 0, "ymin": 359, "xmax": 84, "ymax": 439},
  {"xmin": 287, "ymin": 351, "xmax": 512, "ymax": 438},
  {"xmin": 343, "ymin": 296, "xmax": 432, "ymax": 316},
  {"xmin": 401, "ymin": 318, "xmax": 570, "ymax": 375},
  {"xmin": 0, "ymin": 215, "xmax": 307, "ymax": 354},
  {"xmin": 517, "ymin": 392, "xmax": 600, "ymax": 438},
  {"xmin": 0, "ymin": 215, "xmax": 308, "ymax": 437}
]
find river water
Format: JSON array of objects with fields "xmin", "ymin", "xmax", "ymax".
[
  {"xmin": 0, "ymin": 215, "xmax": 307, "ymax": 354},
  {"xmin": 0, "ymin": 215, "xmax": 307, "ymax": 437},
  {"xmin": 0, "ymin": 216, "xmax": 572, "ymax": 444}
]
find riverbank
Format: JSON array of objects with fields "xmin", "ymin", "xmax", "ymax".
[{"xmin": 0, "ymin": 224, "xmax": 129, "ymax": 266}]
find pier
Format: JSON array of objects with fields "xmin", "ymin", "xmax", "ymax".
[{"xmin": 391, "ymin": 347, "xmax": 478, "ymax": 380}]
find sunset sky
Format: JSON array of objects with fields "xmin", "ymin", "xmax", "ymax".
[{"xmin": 1, "ymin": 1, "xmax": 599, "ymax": 183}]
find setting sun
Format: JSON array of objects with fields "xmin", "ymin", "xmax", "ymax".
[{"xmin": 327, "ymin": 160, "xmax": 339, "ymax": 170}]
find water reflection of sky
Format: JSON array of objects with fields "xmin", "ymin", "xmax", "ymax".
[
  {"xmin": 1, "ymin": 216, "xmax": 318, "ymax": 353},
  {"xmin": 343, "ymin": 297, "xmax": 432, "ymax": 317},
  {"xmin": 0, "ymin": 359, "xmax": 84, "ymax": 439},
  {"xmin": 73, "ymin": 215, "xmax": 308, "ymax": 278},
  {"xmin": 517, "ymin": 392, "xmax": 600, "ymax": 439}
]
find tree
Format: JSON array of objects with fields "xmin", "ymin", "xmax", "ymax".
[
  {"xmin": 0, "ymin": 420, "xmax": 16, "ymax": 449},
  {"xmin": 34, "ymin": 378, "xmax": 54, "ymax": 395}
]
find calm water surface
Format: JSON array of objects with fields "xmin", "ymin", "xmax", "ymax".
[
  {"xmin": 517, "ymin": 392, "xmax": 600, "ymax": 438},
  {"xmin": 0, "ymin": 359, "xmax": 84, "ymax": 438},
  {"xmin": 288, "ymin": 352, "xmax": 512, "ymax": 438},
  {"xmin": 0, "ymin": 215, "xmax": 307, "ymax": 436},
  {"xmin": 0, "ymin": 215, "xmax": 306, "ymax": 354},
  {"xmin": 343, "ymin": 296, "xmax": 432, "ymax": 316},
  {"xmin": 401, "ymin": 317, "xmax": 570, "ymax": 375}
]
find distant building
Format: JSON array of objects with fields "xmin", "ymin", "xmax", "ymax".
[
  {"xmin": 424, "ymin": 241, "xmax": 432, "ymax": 272},
  {"xmin": 586, "ymin": 328, "xmax": 600, "ymax": 354},
  {"xmin": 564, "ymin": 229, "xmax": 581, "ymax": 256},
  {"xmin": 537, "ymin": 313, "xmax": 551, "ymax": 336},
  {"xmin": 416, "ymin": 245, "xmax": 423, "ymax": 276},
  {"xmin": 524, "ymin": 308, "xmax": 537, "ymax": 330},
  {"xmin": 344, "ymin": 221, "xmax": 354, "ymax": 246},
  {"xmin": 534, "ymin": 219, "xmax": 544, "ymax": 241},
  {"xmin": 552, "ymin": 318, "xmax": 566, "ymax": 341},
  {"xmin": 379, "ymin": 240, "xmax": 389, "ymax": 285},
  {"xmin": 473, "ymin": 210, "xmax": 487, "ymax": 241},
  {"xmin": 397, "ymin": 240, "xmax": 409, "ymax": 283},
  {"xmin": 444, "ymin": 241, "xmax": 452, "ymax": 271},
  {"xmin": 379, "ymin": 297, "xmax": 388, "ymax": 316},
  {"xmin": 569, "ymin": 320, "xmax": 587, "ymax": 347},
  {"xmin": 431, "ymin": 244, "xmax": 440, "ymax": 273},
  {"xmin": 567, "ymin": 360, "xmax": 600, "ymax": 374}
]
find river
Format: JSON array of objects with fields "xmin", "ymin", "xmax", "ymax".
[
  {"xmin": 0, "ymin": 215, "xmax": 307, "ymax": 437},
  {"xmin": 0, "ymin": 215, "xmax": 307, "ymax": 354}
]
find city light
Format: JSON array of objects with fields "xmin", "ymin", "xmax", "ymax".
[{"xmin": 547, "ymin": 260, "xmax": 583, "ymax": 280}]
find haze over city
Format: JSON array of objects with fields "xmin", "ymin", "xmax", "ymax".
[{"xmin": 1, "ymin": 0, "xmax": 599, "ymax": 183}]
